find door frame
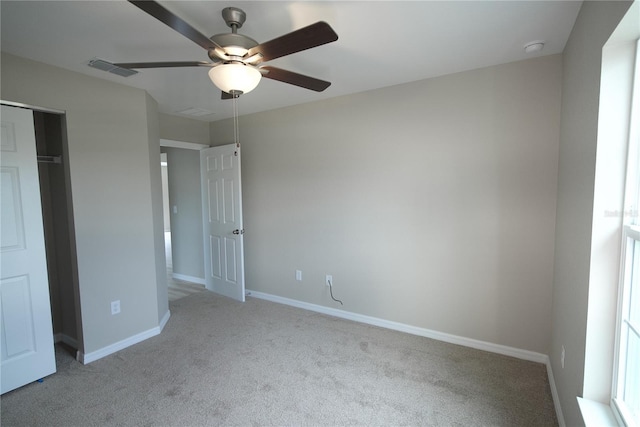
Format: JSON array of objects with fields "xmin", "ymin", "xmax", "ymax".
[{"xmin": 159, "ymin": 139, "xmax": 209, "ymax": 286}]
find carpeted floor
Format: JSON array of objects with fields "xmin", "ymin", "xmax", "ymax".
[{"xmin": 0, "ymin": 291, "xmax": 558, "ymax": 426}]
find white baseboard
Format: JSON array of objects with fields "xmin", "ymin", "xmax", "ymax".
[
  {"xmin": 159, "ymin": 309, "xmax": 171, "ymax": 332},
  {"xmin": 54, "ymin": 333, "xmax": 78, "ymax": 349},
  {"xmin": 77, "ymin": 325, "xmax": 161, "ymax": 365},
  {"xmin": 546, "ymin": 359, "xmax": 566, "ymax": 427},
  {"xmin": 247, "ymin": 290, "xmax": 548, "ymax": 364},
  {"xmin": 76, "ymin": 311, "xmax": 171, "ymax": 365},
  {"xmin": 172, "ymin": 273, "xmax": 205, "ymax": 285}
]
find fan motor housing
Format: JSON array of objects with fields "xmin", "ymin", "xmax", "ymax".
[{"xmin": 208, "ymin": 33, "xmax": 259, "ymax": 61}]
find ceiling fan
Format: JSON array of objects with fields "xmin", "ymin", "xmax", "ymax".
[{"xmin": 113, "ymin": 1, "xmax": 339, "ymax": 99}]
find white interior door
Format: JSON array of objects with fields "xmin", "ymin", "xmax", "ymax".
[
  {"xmin": 201, "ymin": 144, "xmax": 245, "ymax": 302},
  {"xmin": 1, "ymin": 105, "xmax": 56, "ymax": 394}
]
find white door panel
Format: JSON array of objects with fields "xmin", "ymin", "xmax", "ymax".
[
  {"xmin": 1, "ymin": 105, "xmax": 56, "ymax": 394},
  {"xmin": 201, "ymin": 144, "xmax": 245, "ymax": 301}
]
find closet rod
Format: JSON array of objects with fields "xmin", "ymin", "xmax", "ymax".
[{"xmin": 37, "ymin": 155, "xmax": 62, "ymax": 164}]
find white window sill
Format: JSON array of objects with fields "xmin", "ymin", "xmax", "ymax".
[{"xmin": 578, "ymin": 397, "xmax": 620, "ymax": 427}]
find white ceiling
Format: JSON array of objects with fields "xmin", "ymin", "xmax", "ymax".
[{"xmin": 1, "ymin": 1, "xmax": 582, "ymax": 122}]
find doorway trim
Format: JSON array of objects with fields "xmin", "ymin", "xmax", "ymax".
[
  {"xmin": 160, "ymin": 139, "xmax": 208, "ymax": 151},
  {"xmin": 1, "ymin": 100, "xmax": 65, "ymax": 115},
  {"xmin": 160, "ymin": 139, "xmax": 210, "ymax": 288}
]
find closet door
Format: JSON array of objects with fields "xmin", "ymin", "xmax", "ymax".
[{"xmin": 1, "ymin": 105, "xmax": 56, "ymax": 394}]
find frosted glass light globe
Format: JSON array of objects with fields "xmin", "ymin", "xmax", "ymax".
[{"xmin": 208, "ymin": 63, "xmax": 261, "ymax": 95}]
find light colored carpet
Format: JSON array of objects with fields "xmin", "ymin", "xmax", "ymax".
[{"xmin": 0, "ymin": 291, "xmax": 558, "ymax": 426}]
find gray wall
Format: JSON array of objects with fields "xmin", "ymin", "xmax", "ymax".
[
  {"xmin": 549, "ymin": 2, "xmax": 632, "ymax": 426},
  {"xmin": 159, "ymin": 113, "xmax": 210, "ymax": 145},
  {"xmin": 146, "ymin": 93, "xmax": 169, "ymax": 325},
  {"xmin": 1, "ymin": 53, "xmax": 166, "ymax": 354},
  {"xmin": 210, "ymin": 54, "xmax": 562, "ymax": 355},
  {"xmin": 164, "ymin": 147, "xmax": 205, "ymax": 280}
]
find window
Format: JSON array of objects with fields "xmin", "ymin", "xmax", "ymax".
[
  {"xmin": 613, "ymin": 38, "xmax": 640, "ymax": 427},
  {"xmin": 614, "ymin": 226, "xmax": 640, "ymax": 426}
]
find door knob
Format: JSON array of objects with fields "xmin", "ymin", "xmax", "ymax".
[{"xmin": 232, "ymin": 229, "xmax": 245, "ymax": 235}]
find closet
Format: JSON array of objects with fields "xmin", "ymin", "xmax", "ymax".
[{"xmin": 34, "ymin": 111, "xmax": 81, "ymax": 352}]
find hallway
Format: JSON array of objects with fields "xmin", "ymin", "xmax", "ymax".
[{"xmin": 165, "ymin": 231, "xmax": 205, "ymax": 302}]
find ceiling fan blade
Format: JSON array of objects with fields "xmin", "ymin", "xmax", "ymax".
[
  {"xmin": 247, "ymin": 21, "xmax": 338, "ymax": 63},
  {"xmin": 114, "ymin": 61, "xmax": 214, "ymax": 69},
  {"xmin": 261, "ymin": 66, "xmax": 331, "ymax": 92},
  {"xmin": 128, "ymin": 1, "xmax": 222, "ymax": 52}
]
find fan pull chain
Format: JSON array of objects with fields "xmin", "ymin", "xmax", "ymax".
[{"xmin": 233, "ymin": 95, "xmax": 240, "ymax": 148}]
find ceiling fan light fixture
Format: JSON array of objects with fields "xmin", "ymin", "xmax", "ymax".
[
  {"xmin": 224, "ymin": 46, "xmax": 249, "ymax": 57},
  {"xmin": 208, "ymin": 63, "xmax": 261, "ymax": 95}
]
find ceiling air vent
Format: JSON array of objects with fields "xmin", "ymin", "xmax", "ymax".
[
  {"xmin": 176, "ymin": 107, "xmax": 215, "ymax": 117},
  {"xmin": 88, "ymin": 58, "xmax": 138, "ymax": 77}
]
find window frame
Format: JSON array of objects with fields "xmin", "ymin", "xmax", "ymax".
[
  {"xmin": 612, "ymin": 225, "xmax": 640, "ymax": 427},
  {"xmin": 612, "ymin": 37, "xmax": 640, "ymax": 427},
  {"xmin": 622, "ymin": 38, "xmax": 640, "ymax": 229}
]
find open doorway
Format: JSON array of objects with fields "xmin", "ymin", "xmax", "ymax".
[
  {"xmin": 160, "ymin": 147, "xmax": 206, "ymax": 301},
  {"xmin": 161, "ymin": 153, "xmax": 173, "ymax": 272}
]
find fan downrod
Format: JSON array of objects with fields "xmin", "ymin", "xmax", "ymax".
[
  {"xmin": 209, "ymin": 6, "xmax": 258, "ymax": 60},
  {"xmin": 222, "ymin": 7, "xmax": 246, "ymax": 32}
]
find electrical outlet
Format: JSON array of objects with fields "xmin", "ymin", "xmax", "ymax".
[
  {"xmin": 561, "ymin": 345, "xmax": 565, "ymax": 369},
  {"xmin": 326, "ymin": 275, "xmax": 332, "ymax": 287},
  {"xmin": 296, "ymin": 270, "xmax": 302, "ymax": 281},
  {"xmin": 111, "ymin": 300, "xmax": 121, "ymax": 315}
]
